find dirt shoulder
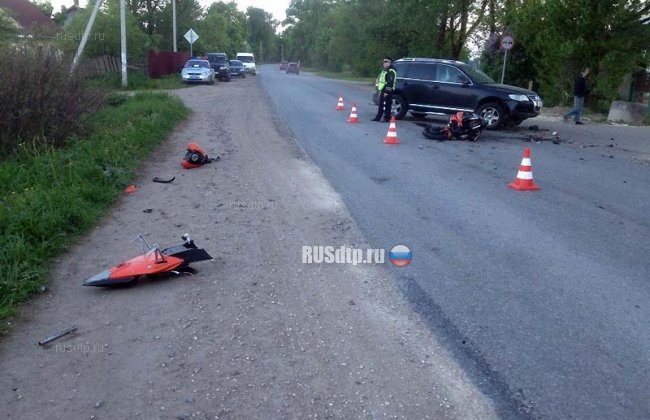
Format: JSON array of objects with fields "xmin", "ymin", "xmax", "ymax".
[{"xmin": 0, "ymin": 76, "xmax": 496, "ymax": 419}]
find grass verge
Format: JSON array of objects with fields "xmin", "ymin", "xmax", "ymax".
[
  {"xmin": 89, "ymin": 72, "xmax": 186, "ymax": 90},
  {"xmin": 0, "ymin": 92, "xmax": 189, "ymax": 331},
  {"xmin": 301, "ymin": 67, "xmax": 375, "ymax": 84}
]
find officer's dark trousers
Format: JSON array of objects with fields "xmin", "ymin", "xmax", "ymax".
[{"xmin": 375, "ymin": 91, "xmax": 392, "ymax": 120}]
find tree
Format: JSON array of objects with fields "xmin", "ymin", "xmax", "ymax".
[
  {"xmin": 500, "ymin": 0, "xmax": 650, "ymax": 107},
  {"xmin": 196, "ymin": 1, "xmax": 247, "ymax": 55},
  {"xmin": 61, "ymin": 0, "xmax": 149, "ymax": 59},
  {"xmin": 128, "ymin": 0, "xmax": 165, "ymax": 42},
  {"xmin": 31, "ymin": 0, "xmax": 53, "ymax": 18},
  {"xmin": 53, "ymin": 5, "xmax": 69, "ymax": 26},
  {"xmin": 0, "ymin": 8, "xmax": 20, "ymax": 42},
  {"xmin": 246, "ymin": 6, "xmax": 278, "ymax": 62},
  {"xmin": 281, "ymin": 0, "xmax": 484, "ymax": 75},
  {"xmin": 155, "ymin": 0, "xmax": 202, "ymax": 51},
  {"xmin": 435, "ymin": 0, "xmax": 489, "ymax": 60}
]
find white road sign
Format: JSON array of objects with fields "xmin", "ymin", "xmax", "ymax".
[
  {"xmin": 501, "ymin": 35, "xmax": 515, "ymax": 50},
  {"xmin": 184, "ymin": 29, "xmax": 199, "ymax": 44}
]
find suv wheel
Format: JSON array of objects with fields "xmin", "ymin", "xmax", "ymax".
[
  {"xmin": 477, "ymin": 102, "xmax": 505, "ymax": 129},
  {"xmin": 391, "ymin": 95, "xmax": 408, "ymax": 120}
]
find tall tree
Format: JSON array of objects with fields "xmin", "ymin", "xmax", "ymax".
[
  {"xmin": 504, "ymin": 0, "xmax": 650, "ymax": 106},
  {"xmin": 196, "ymin": 1, "xmax": 247, "ymax": 55},
  {"xmin": 31, "ymin": 0, "xmax": 53, "ymax": 18},
  {"xmin": 128, "ymin": 0, "xmax": 165, "ymax": 42},
  {"xmin": 0, "ymin": 8, "xmax": 20, "ymax": 42},
  {"xmin": 61, "ymin": 0, "xmax": 149, "ymax": 59},
  {"xmin": 156, "ymin": 0, "xmax": 202, "ymax": 51},
  {"xmin": 246, "ymin": 6, "xmax": 278, "ymax": 62}
]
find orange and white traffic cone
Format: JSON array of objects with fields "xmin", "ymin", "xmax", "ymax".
[
  {"xmin": 348, "ymin": 102, "xmax": 360, "ymax": 123},
  {"xmin": 384, "ymin": 116, "xmax": 399, "ymax": 144},
  {"xmin": 508, "ymin": 147, "xmax": 540, "ymax": 191},
  {"xmin": 336, "ymin": 95, "xmax": 345, "ymax": 111}
]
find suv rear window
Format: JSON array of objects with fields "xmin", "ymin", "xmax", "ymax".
[
  {"xmin": 207, "ymin": 54, "xmax": 227, "ymax": 63},
  {"xmin": 185, "ymin": 60, "xmax": 209, "ymax": 68},
  {"xmin": 237, "ymin": 56, "xmax": 254, "ymax": 63},
  {"xmin": 405, "ymin": 63, "xmax": 435, "ymax": 81}
]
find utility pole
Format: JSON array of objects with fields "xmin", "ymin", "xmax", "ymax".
[
  {"xmin": 172, "ymin": 0, "xmax": 177, "ymax": 52},
  {"xmin": 259, "ymin": 40, "xmax": 262, "ymax": 63},
  {"xmin": 120, "ymin": 0, "xmax": 127, "ymax": 87},
  {"xmin": 281, "ymin": 43, "xmax": 283, "ymax": 61},
  {"xmin": 71, "ymin": 0, "xmax": 103, "ymax": 72}
]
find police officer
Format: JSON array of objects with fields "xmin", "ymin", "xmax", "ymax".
[{"xmin": 372, "ymin": 57, "xmax": 397, "ymax": 122}]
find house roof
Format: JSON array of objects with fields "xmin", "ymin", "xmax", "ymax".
[{"xmin": 0, "ymin": 0, "xmax": 59, "ymax": 34}]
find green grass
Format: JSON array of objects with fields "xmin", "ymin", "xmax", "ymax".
[
  {"xmin": 89, "ymin": 72, "xmax": 186, "ymax": 91},
  {"xmin": 301, "ymin": 67, "xmax": 375, "ymax": 84},
  {"xmin": 0, "ymin": 92, "xmax": 189, "ymax": 331}
]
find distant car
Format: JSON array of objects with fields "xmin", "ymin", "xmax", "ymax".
[
  {"xmin": 279, "ymin": 61, "xmax": 288, "ymax": 70},
  {"xmin": 286, "ymin": 62, "xmax": 299, "ymax": 75},
  {"xmin": 206, "ymin": 52, "xmax": 231, "ymax": 82},
  {"xmin": 181, "ymin": 60, "xmax": 214, "ymax": 84},
  {"xmin": 229, "ymin": 60, "xmax": 246, "ymax": 78},
  {"xmin": 236, "ymin": 53, "xmax": 256, "ymax": 75}
]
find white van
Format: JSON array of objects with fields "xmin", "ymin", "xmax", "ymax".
[{"xmin": 235, "ymin": 53, "xmax": 256, "ymax": 75}]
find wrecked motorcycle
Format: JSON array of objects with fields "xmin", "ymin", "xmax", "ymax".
[{"xmin": 421, "ymin": 112, "xmax": 486, "ymax": 142}]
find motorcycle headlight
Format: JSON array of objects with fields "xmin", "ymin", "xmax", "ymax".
[{"xmin": 509, "ymin": 94, "xmax": 529, "ymax": 101}]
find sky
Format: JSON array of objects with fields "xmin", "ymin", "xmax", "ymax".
[{"xmin": 49, "ymin": 0, "xmax": 290, "ymax": 22}]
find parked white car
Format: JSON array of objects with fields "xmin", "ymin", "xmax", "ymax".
[
  {"xmin": 180, "ymin": 59, "xmax": 215, "ymax": 84},
  {"xmin": 236, "ymin": 53, "xmax": 256, "ymax": 75}
]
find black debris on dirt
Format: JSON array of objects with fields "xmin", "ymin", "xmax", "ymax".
[{"xmin": 153, "ymin": 176, "xmax": 176, "ymax": 183}]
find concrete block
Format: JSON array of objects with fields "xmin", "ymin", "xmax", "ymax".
[{"xmin": 607, "ymin": 101, "xmax": 648, "ymax": 124}]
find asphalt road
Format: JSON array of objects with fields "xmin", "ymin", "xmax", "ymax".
[{"xmin": 258, "ymin": 65, "xmax": 650, "ymax": 419}]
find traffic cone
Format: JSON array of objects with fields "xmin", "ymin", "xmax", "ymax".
[
  {"xmin": 348, "ymin": 102, "xmax": 360, "ymax": 123},
  {"xmin": 384, "ymin": 116, "xmax": 399, "ymax": 144},
  {"xmin": 508, "ymin": 147, "xmax": 540, "ymax": 191},
  {"xmin": 336, "ymin": 95, "xmax": 345, "ymax": 111}
]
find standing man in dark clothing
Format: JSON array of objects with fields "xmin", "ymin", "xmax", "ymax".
[
  {"xmin": 563, "ymin": 67, "xmax": 590, "ymax": 125},
  {"xmin": 373, "ymin": 57, "xmax": 398, "ymax": 122}
]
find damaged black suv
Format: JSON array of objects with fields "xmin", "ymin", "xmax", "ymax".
[{"xmin": 375, "ymin": 57, "xmax": 542, "ymax": 129}]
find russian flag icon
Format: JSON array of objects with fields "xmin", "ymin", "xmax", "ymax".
[{"xmin": 389, "ymin": 244, "xmax": 412, "ymax": 267}]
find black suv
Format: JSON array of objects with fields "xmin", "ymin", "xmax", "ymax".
[
  {"xmin": 374, "ymin": 58, "xmax": 542, "ymax": 129},
  {"xmin": 207, "ymin": 53, "xmax": 231, "ymax": 82}
]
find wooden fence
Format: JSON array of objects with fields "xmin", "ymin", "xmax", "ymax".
[{"xmin": 78, "ymin": 55, "xmax": 148, "ymax": 78}]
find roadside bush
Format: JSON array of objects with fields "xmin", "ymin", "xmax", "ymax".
[{"xmin": 0, "ymin": 48, "xmax": 104, "ymax": 156}]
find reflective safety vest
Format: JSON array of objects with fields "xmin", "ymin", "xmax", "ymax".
[{"xmin": 377, "ymin": 68, "xmax": 397, "ymax": 91}]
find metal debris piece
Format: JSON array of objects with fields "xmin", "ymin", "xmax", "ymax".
[{"xmin": 38, "ymin": 325, "xmax": 78, "ymax": 346}]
